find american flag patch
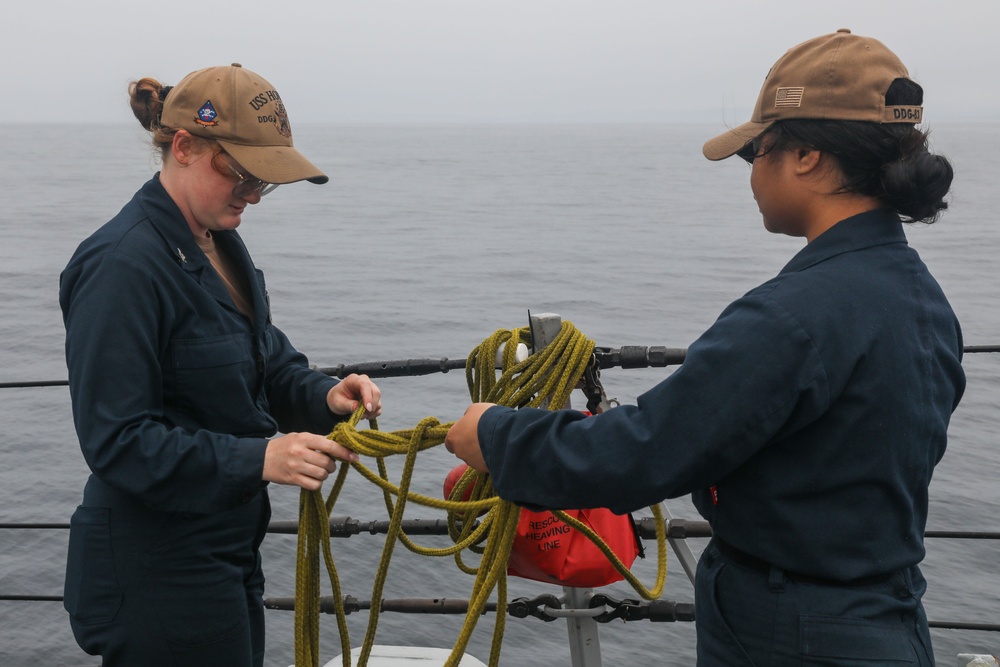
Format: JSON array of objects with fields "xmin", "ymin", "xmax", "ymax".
[{"xmin": 775, "ymin": 87, "xmax": 804, "ymax": 108}]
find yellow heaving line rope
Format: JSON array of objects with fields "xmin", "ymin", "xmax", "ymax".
[{"xmin": 293, "ymin": 322, "xmax": 668, "ymax": 667}]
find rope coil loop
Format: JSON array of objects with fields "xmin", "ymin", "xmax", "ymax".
[{"xmin": 293, "ymin": 321, "xmax": 668, "ymax": 667}]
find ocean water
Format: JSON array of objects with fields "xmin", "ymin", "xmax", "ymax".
[{"xmin": 0, "ymin": 122, "xmax": 997, "ymax": 666}]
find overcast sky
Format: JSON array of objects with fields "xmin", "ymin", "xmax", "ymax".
[{"xmin": 4, "ymin": 1, "xmax": 994, "ymax": 125}]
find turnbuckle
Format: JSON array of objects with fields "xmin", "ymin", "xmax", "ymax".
[
  {"xmin": 508, "ymin": 594, "xmax": 563, "ymax": 622},
  {"xmin": 588, "ymin": 594, "xmax": 697, "ymax": 623}
]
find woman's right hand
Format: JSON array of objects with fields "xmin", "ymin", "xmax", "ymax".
[{"xmin": 263, "ymin": 432, "xmax": 359, "ymax": 491}]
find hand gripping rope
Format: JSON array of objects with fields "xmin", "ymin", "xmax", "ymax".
[{"xmin": 293, "ymin": 322, "xmax": 668, "ymax": 667}]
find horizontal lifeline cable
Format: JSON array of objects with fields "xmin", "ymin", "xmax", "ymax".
[
  {"xmin": 4, "ymin": 519, "xmax": 1000, "ymax": 541},
  {"xmin": 3, "ymin": 593, "xmax": 996, "ymax": 633},
  {"xmin": 3, "ymin": 345, "xmax": 997, "ymax": 388},
  {"xmin": 319, "ymin": 344, "xmax": 998, "ymax": 378},
  {"xmin": 267, "ymin": 593, "xmax": 698, "ymax": 623},
  {"xmin": 264, "ymin": 596, "xmax": 1000, "ymax": 632}
]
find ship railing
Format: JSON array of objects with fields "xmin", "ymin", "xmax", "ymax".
[
  {"xmin": 2, "ymin": 322, "xmax": 998, "ymax": 666},
  {"xmin": 3, "ymin": 516, "xmax": 1000, "ymax": 632}
]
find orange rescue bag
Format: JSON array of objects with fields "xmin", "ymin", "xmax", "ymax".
[{"xmin": 507, "ymin": 506, "xmax": 641, "ymax": 587}]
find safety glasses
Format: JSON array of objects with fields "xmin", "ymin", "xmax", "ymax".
[
  {"xmin": 737, "ymin": 137, "xmax": 764, "ymax": 165},
  {"xmin": 213, "ymin": 151, "xmax": 279, "ymax": 198}
]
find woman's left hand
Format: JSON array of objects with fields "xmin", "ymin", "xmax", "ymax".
[{"xmin": 327, "ymin": 373, "xmax": 382, "ymax": 420}]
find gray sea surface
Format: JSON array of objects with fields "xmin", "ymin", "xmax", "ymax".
[{"xmin": 0, "ymin": 123, "xmax": 997, "ymax": 665}]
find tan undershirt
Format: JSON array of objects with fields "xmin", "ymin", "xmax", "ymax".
[{"xmin": 194, "ymin": 232, "xmax": 254, "ymax": 318}]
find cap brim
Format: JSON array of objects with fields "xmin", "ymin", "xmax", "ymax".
[
  {"xmin": 702, "ymin": 120, "xmax": 774, "ymax": 161},
  {"xmin": 217, "ymin": 140, "xmax": 329, "ymax": 185}
]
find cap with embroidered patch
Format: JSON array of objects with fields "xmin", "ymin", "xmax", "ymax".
[
  {"xmin": 161, "ymin": 63, "xmax": 327, "ymax": 185},
  {"xmin": 703, "ymin": 29, "xmax": 923, "ymax": 161}
]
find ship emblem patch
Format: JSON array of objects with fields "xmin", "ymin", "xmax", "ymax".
[
  {"xmin": 272, "ymin": 101, "xmax": 292, "ymax": 138},
  {"xmin": 195, "ymin": 100, "xmax": 219, "ymax": 127}
]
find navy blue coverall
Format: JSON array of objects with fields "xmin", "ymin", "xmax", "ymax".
[
  {"xmin": 477, "ymin": 210, "xmax": 966, "ymax": 665},
  {"xmin": 60, "ymin": 175, "xmax": 344, "ymax": 666}
]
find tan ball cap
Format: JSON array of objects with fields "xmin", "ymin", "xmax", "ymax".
[
  {"xmin": 703, "ymin": 29, "xmax": 923, "ymax": 161},
  {"xmin": 161, "ymin": 63, "xmax": 328, "ymax": 184}
]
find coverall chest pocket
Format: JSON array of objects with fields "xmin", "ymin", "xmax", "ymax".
[{"xmin": 171, "ymin": 334, "xmax": 256, "ymax": 429}]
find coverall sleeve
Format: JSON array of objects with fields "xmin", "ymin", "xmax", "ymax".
[
  {"xmin": 262, "ymin": 324, "xmax": 343, "ymax": 433},
  {"xmin": 478, "ymin": 293, "xmax": 831, "ymax": 514}
]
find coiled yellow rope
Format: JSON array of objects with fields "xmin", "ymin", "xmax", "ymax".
[{"xmin": 293, "ymin": 322, "xmax": 668, "ymax": 667}]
